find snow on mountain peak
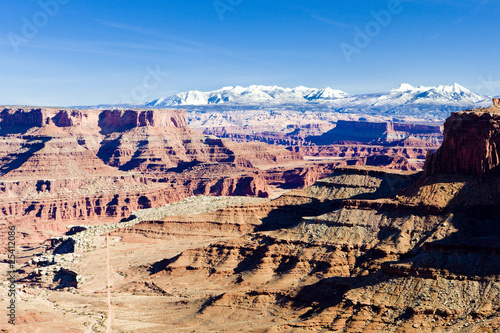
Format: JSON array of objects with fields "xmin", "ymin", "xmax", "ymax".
[
  {"xmin": 392, "ymin": 83, "xmax": 416, "ymax": 92},
  {"xmin": 391, "ymin": 83, "xmax": 473, "ymax": 95},
  {"xmin": 453, "ymin": 82, "xmax": 466, "ymax": 91},
  {"xmin": 436, "ymin": 83, "xmax": 470, "ymax": 94},
  {"xmin": 305, "ymin": 87, "xmax": 349, "ymax": 100}
]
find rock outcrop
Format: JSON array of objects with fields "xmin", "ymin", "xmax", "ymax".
[{"xmin": 425, "ymin": 110, "xmax": 500, "ymax": 177}]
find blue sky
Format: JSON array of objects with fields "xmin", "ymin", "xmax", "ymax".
[{"xmin": 1, "ymin": 0, "xmax": 499, "ymax": 106}]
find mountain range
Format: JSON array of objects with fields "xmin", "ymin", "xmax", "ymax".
[
  {"xmin": 147, "ymin": 85, "xmax": 350, "ymax": 106},
  {"xmin": 145, "ymin": 83, "xmax": 490, "ymax": 118}
]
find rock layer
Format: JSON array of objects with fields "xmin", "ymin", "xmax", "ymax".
[{"xmin": 0, "ymin": 107, "xmax": 307, "ymax": 247}]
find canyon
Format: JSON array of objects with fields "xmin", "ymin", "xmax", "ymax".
[
  {"xmin": 200, "ymin": 118, "xmax": 443, "ymax": 172},
  {"xmin": 0, "ymin": 107, "xmax": 312, "ymax": 249},
  {"xmin": 1, "ymin": 104, "xmax": 499, "ymax": 332},
  {"xmin": 0, "ymin": 107, "xmax": 442, "ymax": 250}
]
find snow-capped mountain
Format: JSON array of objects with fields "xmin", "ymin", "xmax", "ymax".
[
  {"xmin": 332, "ymin": 83, "xmax": 487, "ymax": 108},
  {"xmin": 391, "ymin": 83, "xmax": 485, "ymax": 105},
  {"xmin": 329, "ymin": 83, "xmax": 490, "ymax": 118},
  {"xmin": 147, "ymin": 85, "xmax": 350, "ymax": 107},
  {"xmin": 145, "ymin": 83, "xmax": 490, "ymax": 119}
]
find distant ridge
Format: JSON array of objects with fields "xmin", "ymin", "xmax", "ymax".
[
  {"xmin": 147, "ymin": 85, "xmax": 350, "ymax": 107},
  {"xmin": 143, "ymin": 83, "xmax": 490, "ymax": 118},
  {"xmin": 147, "ymin": 83, "xmax": 485, "ymax": 106}
]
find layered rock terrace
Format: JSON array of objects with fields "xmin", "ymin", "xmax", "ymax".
[{"xmin": 0, "ymin": 107, "xmax": 310, "ymax": 247}]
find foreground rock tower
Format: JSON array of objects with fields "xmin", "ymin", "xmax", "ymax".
[{"xmin": 424, "ymin": 99, "xmax": 500, "ymax": 177}]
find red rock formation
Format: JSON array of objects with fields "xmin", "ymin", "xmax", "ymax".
[
  {"xmin": 199, "ymin": 123, "xmax": 333, "ymax": 147},
  {"xmin": 424, "ymin": 111, "xmax": 500, "ymax": 177},
  {"xmin": 98, "ymin": 109, "xmax": 188, "ymax": 133},
  {"xmin": 0, "ymin": 172, "xmax": 268, "ymax": 221},
  {"xmin": 198, "ymin": 123, "xmax": 330, "ymax": 146},
  {"xmin": 290, "ymin": 144, "xmax": 430, "ymax": 170},
  {"xmin": 0, "ymin": 107, "xmax": 302, "ymax": 176},
  {"xmin": 0, "ymin": 107, "xmax": 307, "ymax": 247},
  {"xmin": 198, "ymin": 119, "xmax": 441, "ymax": 173}
]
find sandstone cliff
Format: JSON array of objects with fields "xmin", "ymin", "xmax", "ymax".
[{"xmin": 0, "ymin": 107, "xmax": 307, "ymax": 247}]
